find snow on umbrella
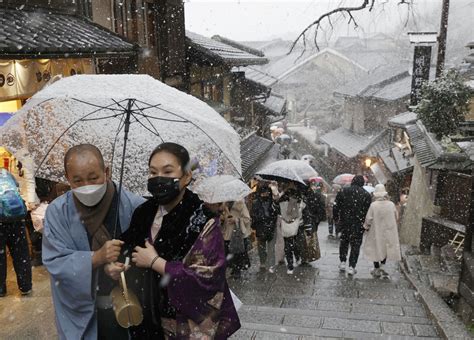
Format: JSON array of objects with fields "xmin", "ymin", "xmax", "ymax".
[
  {"xmin": 332, "ymin": 173, "xmax": 355, "ymax": 186},
  {"xmin": 256, "ymin": 159, "xmax": 318, "ymax": 185},
  {"xmin": 0, "ymin": 75, "xmax": 241, "ymax": 195},
  {"xmin": 363, "ymin": 185, "xmax": 375, "ymax": 193},
  {"xmin": 192, "ymin": 175, "xmax": 251, "ymax": 204}
]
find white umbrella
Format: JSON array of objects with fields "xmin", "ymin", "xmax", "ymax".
[
  {"xmin": 192, "ymin": 175, "xmax": 251, "ymax": 203},
  {"xmin": 256, "ymin": 159, "xmax": 318, "ymax": 185},
  {"xmin": 0, "ymin": 75, "xmax": 241, "ymax": 194},
  {"xmin": 363, "ymin": 185, "xmax": 375, "ymax": 193}
]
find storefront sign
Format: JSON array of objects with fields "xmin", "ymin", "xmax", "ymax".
[{"xmin": 0, "ymin": 58, "xmax": 95, "ymax": 101}]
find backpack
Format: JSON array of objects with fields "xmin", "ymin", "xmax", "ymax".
[{"xmin": 0, "ymin": 171, "xmax": 27, "ymax": 221}]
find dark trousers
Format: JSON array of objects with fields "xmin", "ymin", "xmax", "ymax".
[
  {"xmin": 374, "ymin": 258, "xmax": 387, "ymax": 268},
  {"xmin": 328, "ymin": 216, "xmax": 334, "ymax": 234},
  {"xmin": 0, "ymin": 221, "xmax": 32, "ymax": 292},
  {"xmin": 283, "ymin": 235, "xmax": 300, "ymax": 270},
  {"xmin": 339, "ymin": 225, "xmax": 364, "ymax": 268},
  {"xmin": 97, "ymin": 307, "xmax": 130, "ymax": 340}
]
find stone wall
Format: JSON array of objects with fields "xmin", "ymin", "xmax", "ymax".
[{"xmin": 399, "ymin": 156, "xmax": 435, "ymax": 246}]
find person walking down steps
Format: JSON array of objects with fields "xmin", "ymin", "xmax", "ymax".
[
  {"xmin": 334, "ymin": 175, "xmax": 371, "ymax": 276},
  {"xmin": 363, "ymin": 184, "xmax": 401, "ymax": 278}
]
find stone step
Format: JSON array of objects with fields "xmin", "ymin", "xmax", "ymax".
[{"xmin": 231, "ymin": 305, "xmax": 440, "ymax": 339}]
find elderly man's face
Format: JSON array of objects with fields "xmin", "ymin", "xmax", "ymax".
[{"xmin": 65, "ymin": 152, "xmax": 108, "ymax": 189}]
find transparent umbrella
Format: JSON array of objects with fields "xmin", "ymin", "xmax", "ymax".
[
  {"xmin": 256, "ymin": 159, "xmax": 318, "ymax": 185},
  {"xmin": 192, "ymin": 175, "xmax": 251, "ymax": 203},
  {"xmin": 0, "ymin": 75, "xmax": 241, "ymax": 195}
]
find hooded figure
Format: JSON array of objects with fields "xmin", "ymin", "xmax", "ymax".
[
  {"xmin": 363, "ymin": 184, "xmax": 401, "ymax": 277},
  {"xmin": 333, "ymin": 175, "xmax": 371, "ymax": 275}
]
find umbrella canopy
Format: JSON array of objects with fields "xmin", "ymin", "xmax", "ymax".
[
  {"xmin": 363, "ymin": 185, "xmax": 375, "ymax": 193},
  {"xmin": 0, "ymin": 113, "xmax": 12, "ymax": 127},
  {"xmin": 256, "ymin": 159, "xmax": 318, "ymax": 185},
  {"xmin": 333, "ymin": 173, "xmax": 355, "ymax": 186},
  {"xmin": 0, "ymin": 75, "xmax": 241, "ymax": 194},
  {"xmin": 192, "ymin": 175, "xmax": 251, "ymax": 204},
  {"xmin": 309, "ymin": 176, "xmax": 323, "ymax": 183},
  {"xmin": 333, "ymin": 174, "xmax": 368, "ymax": 186}
]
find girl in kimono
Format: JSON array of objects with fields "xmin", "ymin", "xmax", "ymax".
[{"xmin": 120, "ymin": 142, "xmax": 240, "ymax": 339}]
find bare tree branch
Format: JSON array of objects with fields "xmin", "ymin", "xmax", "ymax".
[{"xmin": 289, "ymin": 0, "xmax": 370, "ymax": 54}]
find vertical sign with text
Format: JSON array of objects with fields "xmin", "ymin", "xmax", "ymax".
[{"xmin": 411, "ymin": 45, "xmax": 432, "ymax": 106}]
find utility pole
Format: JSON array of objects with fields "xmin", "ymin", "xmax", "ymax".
[{"xmin": 436, "ymin": 0, "xmax": 450, "ymax": 78}]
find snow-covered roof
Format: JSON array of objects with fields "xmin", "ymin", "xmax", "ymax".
[
  {"xmin": 257, "ymin": 93, "xmax": 286, "ymax": 115},
  {"xmin": 234, "ymin": 66, "xmax": 278, "ymax": 88},
  {"xmin": 379, "ymin": 147, "xmax": 414, "ymax": 174},
  {"xmin": 186, "ymin": 31, "xmax": 268, "ymax": 66},
  {"xmin": 388, "ymin": 111, "xmax": 418, "ymax": 128},
  {"xmin": 0, "ymin": 7, "xmax": 135, "ymax": 56},
  {"xmin": 334, "ymin": 64, "xmax": 411, "ymax": 101},
  {"xmin": 320, "ymin": 127, "xmax": 390, "ymax": 159},
  {"xmin": 276, "ymin": 48, "xmax": 368, "ymax": 82}
]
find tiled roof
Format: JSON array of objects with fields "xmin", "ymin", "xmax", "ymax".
[
  {"xmin": 257, "ymin": 93, "xmax": 286, "ymax": 115},
  {"xmin": 234, "ymin": 66, "xmax": 278, "ymax": 87},
  {"xmin": 186, "ymin": 31, "xmax": 268, "ymax": 66},
  {"xmin": 334, "ymin": 65, "xmax": 409, "ymax": 98},
  {"xmin": 379, "ymin": 147, "xmax": 414, "ymax": 174},
  {"xmin": 405, "ymin": 122, "xmax": 439, "ymax": 167},
  {"xmin": 212, "ymin": 35, "xmax": 265, "ymax": 57},
  {"xmin": 388, "ymin": 111, "xmax": 418, "ymax": 128},
  {"xmin": 320, "ymin": 127, "xmax": 390, "ymax": 159},
  {"xmin": 0, "ymin": 8, "xmax": 136, "ymax": 56},
  {"xmin": 241, "ymin": 133, "xmax": 275, "ymax": 181}
]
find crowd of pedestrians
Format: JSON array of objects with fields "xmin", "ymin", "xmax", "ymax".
[{"xmin": 0, "ymin": 141, "xmax": 405, "ymax": 339}]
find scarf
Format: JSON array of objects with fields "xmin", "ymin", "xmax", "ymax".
[{"xmin": 73, "ymin": 180, "xmax": 115, "ymax": 251}]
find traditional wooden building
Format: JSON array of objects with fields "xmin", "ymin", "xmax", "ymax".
[
  {"xmin": 89, "ymin": 0, "xmax": 187, "ymax": 89},
  {"xmin": 0, "ymin": 0, "xmax": 137, "ymax": 114}
]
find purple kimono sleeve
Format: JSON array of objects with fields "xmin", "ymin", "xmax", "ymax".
[{"xmin": 164, "ymin": 220, "xmax": 227, "ymax": 324}]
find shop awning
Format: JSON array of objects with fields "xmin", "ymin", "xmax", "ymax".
[{"xmin": 0, "ymin": 8, "xmax": 136, "ymax": 58}]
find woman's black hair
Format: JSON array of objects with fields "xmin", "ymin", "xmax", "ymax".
[{"xmin": 148, "ymin": 142, "xmax": 190, "ymax": 171}]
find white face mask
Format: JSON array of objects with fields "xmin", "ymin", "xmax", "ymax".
[{"xmin": 72, "ymin": 182, "xmax": 107, "ymax": 207}]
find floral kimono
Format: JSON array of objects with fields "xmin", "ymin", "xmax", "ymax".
[{"xmin": 121, "ymin": 189, "xmax": 240, "ymax": 340}]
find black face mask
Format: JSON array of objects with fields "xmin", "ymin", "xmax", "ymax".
[{"xmin": 147, "ymin": 176, "xmax": 182, "ymax": 205}]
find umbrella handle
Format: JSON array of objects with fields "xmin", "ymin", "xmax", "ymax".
[{"xmin": 114, "ymin": 99, "xmax": 134, "ymax": 238}]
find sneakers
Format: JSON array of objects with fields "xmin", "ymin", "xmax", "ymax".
[
  {"xmin": 287, "ymin": 269, "xmax": 294, "ymax": 275},
  {"xmin": 338, "ymin": 262, "xmax": 346, "ymax": 272},
  {"xmin": 20, "ymin": 289, "xmax": 32, "ymax": 296},
  {"xmin": 370, "ymin": 268, "xmax": 382, "ymax": 277},
  {"xmin": 347, "ymin": 267, "xmax": 357, "ymax": 275},
  {"xmin": 268, "ymin": 266, "xmax": 275, "ymax": 274}
]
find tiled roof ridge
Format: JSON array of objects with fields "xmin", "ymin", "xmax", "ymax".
[
  {"xmin": 277, "ymin": 47, "xmax": 368, "ymax": 82},
  {"xmin": 359, "ymin": 70, "xmax": 410, "ymax": 97},
  {"xmin": 212, "ymin": 35, "xmax": 265, "ymax": 57}
]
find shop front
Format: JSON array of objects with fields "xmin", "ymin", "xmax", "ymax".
[{"xmin": 0, "ymin": 5, "xmax": 137, "ymax": 205}]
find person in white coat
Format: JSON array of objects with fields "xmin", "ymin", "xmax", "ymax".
[{"xmin": 363, "ymin": 184, "xmax": 401, "ymax": 278}]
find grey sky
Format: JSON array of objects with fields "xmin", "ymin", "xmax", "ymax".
[{"xmin": 183, "ymin": 0, "xmax": 459, "ymax": 42}]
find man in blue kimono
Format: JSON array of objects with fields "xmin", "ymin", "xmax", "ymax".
[{"xmin": 42, "ymin": 144, "xmax": 145, "ymax": 340}]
